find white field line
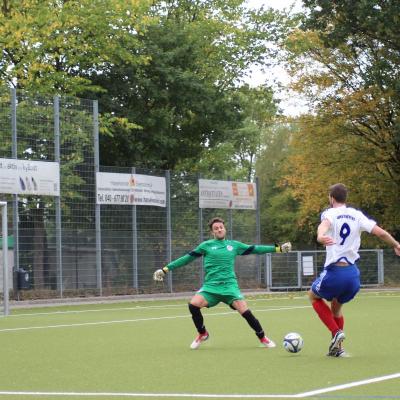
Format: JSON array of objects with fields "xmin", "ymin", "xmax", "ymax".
[
  {"xmin": 8, "ymin": 290, "xmax": 400, "ymax": 319},
  {"xmin": 0, "ymin": 306, "xmax": 310, "ymax": 333},
  {"xmin": 9, "ymin": 297, "xmax": 309, "ymax": 318},
  {"xmin": 11, "ymin": 304, "xmax": 190, "ymax": 317},
  {"xmin": 295, "ymin": 371, "xmax": 400, "ymax": 397},
  {"xmin": 0, "ymin": 391, "xmax": 292, "ymax": 398},
  {"xmin": 0, "ymin": 372, "xmax": 399, "ymax": 398}
]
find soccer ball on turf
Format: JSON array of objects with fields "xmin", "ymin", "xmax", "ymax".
[{"xmin": 283, "ymin": 332, "xmax": 303, "ymax": 353}]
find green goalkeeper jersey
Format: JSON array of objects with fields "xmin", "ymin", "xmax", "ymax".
[{"xmin": 166, "ymin": 239, "xmax": 276, "ymax": 285}]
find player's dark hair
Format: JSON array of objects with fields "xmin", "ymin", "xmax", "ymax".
[
  {"xmin": 208, "ymin": 217, "xmax": 225, "ymax": 231},
  {"xmin": 329, "ymin": 183, "xmax": 347, "ymax": 203}
]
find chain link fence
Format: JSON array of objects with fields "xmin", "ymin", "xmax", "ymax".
[
  {"xmin": 264, "ymin": 250, "xmax": 392, "ymax": 290},
  {"xmin": 0, "ymin": 89, "xmax": 260, "ymax": 300},
  {"xmin": 0, "ymin": 89, "xmax": 399, "ymax": 305}
]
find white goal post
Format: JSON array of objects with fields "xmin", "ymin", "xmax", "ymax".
[{"xmin": 0, "ymin": 201, "xmax": 9, "ymax": 316}]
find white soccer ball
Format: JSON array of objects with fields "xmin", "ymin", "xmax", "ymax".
[{"xmin": 283, "ymin": 332, "xmax": 303, "ymax": 353}]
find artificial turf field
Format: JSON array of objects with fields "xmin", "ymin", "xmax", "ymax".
[{"xmin": 0, "ymin": 290, "xmax": 399, "ymax": 400}]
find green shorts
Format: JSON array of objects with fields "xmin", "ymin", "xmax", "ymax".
[{"xmin": 196, "ymin": 283, "xmax": 244, "ymax": 308}]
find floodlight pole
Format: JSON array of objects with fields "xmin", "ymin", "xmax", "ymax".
[{"xmin": 1, "ymin": 201, "xmax": 9, "ymax": 316}]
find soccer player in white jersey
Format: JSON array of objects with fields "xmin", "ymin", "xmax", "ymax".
[{"xmin": 309, "ymin": 183, "xmax": 400, "ymax": 357}]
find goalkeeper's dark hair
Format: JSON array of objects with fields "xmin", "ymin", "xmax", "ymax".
[
  {"xmin": 329, "ymin": 183, "xmax": 347, "ymax": 203},
  {"xmin": 208, "ymin": 217, "xmax": 225, "ymax": 231}
]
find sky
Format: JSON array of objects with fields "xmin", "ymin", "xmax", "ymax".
[
  {"xmin": 244, "ymin": 0, "xmax": 308, "ymax": 116},
  {"xmin": 246, "ymin": 0, "xmax": 303, "ymax": 13}
]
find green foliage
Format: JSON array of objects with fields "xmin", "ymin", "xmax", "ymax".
[
  {"xmin": 92, "ymin": 0, "xmax": 283, "ymax": 170},
  {"xmin": 0, "ymin": 0, "xmax": 285, "ymax": 173},
  {"xmin": 0, "ymin": 0, "xmax": 152, "ymax": 95},
  {"xmin": 177, "ymin": 84, "xmax": 279, "ymax": 180},
  {"xmin": 277, "ymin": 1, "xmax": 400, "ymax": 243},
  {"xmin": 285, "ymin": 113, "xmax": 400, "ymax": 239},
  {"xmin": 291, "ymin": 1, "xmax": 400, "ymax": 186},
  {"xmin": 255, "ymin": 122, "xmax": 312, "ymax": 245},
  {"xmin": 302, "ymin": 0, "xmax": 400, "ymax": 55}
]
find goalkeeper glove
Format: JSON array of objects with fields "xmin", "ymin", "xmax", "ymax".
[
  {"xmin": 275, "ymin": 242, "xmax": 292, "ymax": 253},
  {"xmin": 153, "ymin": 267, "xmax": 169, "ymax": 282}
]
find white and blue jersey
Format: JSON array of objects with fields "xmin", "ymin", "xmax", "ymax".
[
  {"xmin": 321, "ymin": 205, "xmax": 376, "ymax": 267},
  {"xmin": 312, "ymin": 205, "xmax": 376, "ymax": 303}
]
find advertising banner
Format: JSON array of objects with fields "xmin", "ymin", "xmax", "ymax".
[
  {"xmin": 96, "ymin": 172, "xmax": 166, "ymax": 207},
  {"xmin": 199, "ymin": 179, "xmax": 257, "ymax": 210},
  {"xmin": 0, "ymin": 158, "xmax": 60, "ymax": 196}
]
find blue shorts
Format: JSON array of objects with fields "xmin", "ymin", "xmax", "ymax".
[{"xmin": 311, "ymin": 263, "xmax": 360, "ymax": 304}]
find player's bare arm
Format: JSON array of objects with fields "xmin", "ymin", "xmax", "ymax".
[
  {"xmin": 317, "ymin": 219, "xmax": 335, "ymax": 246},
  {"xmin": 371, "ymin": 225, "xmax": 400, "ymax": 256}
]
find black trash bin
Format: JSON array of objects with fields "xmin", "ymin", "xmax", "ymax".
[{"xmin": 17, "ymin": 268, "xmax": 31, "ymax": 290}]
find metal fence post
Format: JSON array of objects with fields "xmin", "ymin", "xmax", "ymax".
[
  {"xmin": 10, "ymin": 89, "xmax": 19, "ymax": 290},
  {"xmin": 264, "ymin": 253, "xmax": 272, "ymax": 290},
  {"xmin": 198, "ymin": 173, "xmax": 204, "ymax": 284},
  {"xmin": 131, "ymin": 167, "xmax": 138, "ymax": 290},
  {"xmin": 227, "ymin": 176, "xmax": 233, "ymax": 239},
  {"xmin": 54, "ymin": 96, "xmax": 63, "ymax": 297},
  {"xmin": 255, "ymin": 176, "xmax": 261, "ymax": 284},
  {"xmin": 93, "ymin": 100, "xmax": 102, "ymax": 295},
  {"xmin": 297, "ymin": 251, "xmax": 302, "ymax": 289},
  {"xmin": 166, "ymin": 170, "xmax": 172, "ymax": 293},
  {"xmin": 378, "ymin": 249, "xmax": 384, "ymax": 285},
  {"xmin": 1, "ymin": 202, "xmax": 9, "ymax": 316}
]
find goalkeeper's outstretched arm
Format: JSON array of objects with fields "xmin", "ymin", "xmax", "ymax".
[
  {"xmin": 153, "ymin": 249, "xmax": 203, "ymax": 282},
  {"xmin": 242, "ymin": 242, "xmax": 292, "ymax": 255}
]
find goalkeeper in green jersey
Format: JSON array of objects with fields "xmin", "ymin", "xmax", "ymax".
[{"xmin": 153, "ymin": 217, "xmax": 292, "ymax": 349}]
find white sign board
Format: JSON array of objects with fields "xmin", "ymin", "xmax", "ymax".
[
  {"xmin": 96, "ymin": 172, "xmax": 166, "ymax": 207},
  {"xmin": 199, "ymin": 179, "xmax": 257, "ymax": 210},
  {"xmin": 302, "ymin": 256, "xmax": 314, "ymax": 276},
  {"xmin": 0, "ymin": 158, "xmax": 60, "ymax": 196}
]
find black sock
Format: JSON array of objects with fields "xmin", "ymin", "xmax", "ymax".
[
  {"xmin": 242, "ymin": 309, "xmax": 265, "ymax": 339},
  {"xmin": 188, "ymin": 303, "xmax": 206, "ymax": 334}
]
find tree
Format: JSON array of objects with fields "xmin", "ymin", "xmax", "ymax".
[
  {"xmin": 255, "ymin": 121, "xmax": 311, "ymax": 245},
  {"xmin": 0, "ymin": 0, "xmax": 288, "ymax": 291},
  {"xmin": 1, "ymin": 0, "xmax": 287, "ymax": 171},
  {"xmin": 288, "ymin": 1, "xmax": 400, "ymax": 186},
  {"xmin": 285, "ymin": 112, "xmax": 400, "ymax": 243},
  {"xmin": 0, "ymin": 0, "xmax": 153, "ymax": 289},
  {"xmin": 225, "ymin": 85, "xmax": 279, "ymax": 181},
  {"xmin": 302, "ymin": 1, "xmax": 400, "ymax": 54},
  {"xmin": 174, "ymin": 84, "xmax": 279, "ymax": 181},
  {"xmin": 280, "ymin": 6, "xmax": 400, "ymax": 239},
  {"xmin": 0, "ymin": 0, "xmax": 151, "ymax": 95},
  {"xmin": 92, "ymin": 0, "xmax": 285, "ymax": 170}
]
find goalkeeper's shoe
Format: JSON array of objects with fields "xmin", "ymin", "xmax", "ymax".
[
  {"xmin": 259, "ymin": 336, "xmax": 276, "ymax": 348},
  {"xmin": 190, "ymin": 331, "xmax": 209, "ymax": 349},
  {"xmin": 328, "ymin": 330, "xmax": 345, "ymax": 356}
]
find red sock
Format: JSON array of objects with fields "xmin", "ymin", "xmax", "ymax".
[
  {"xmin": 312, "ymin": 299, "xmax": 339, "ymax": 335},
  {"xmin": 334, "ymin": 316, "xmax": 344, "ymax": 330}
]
